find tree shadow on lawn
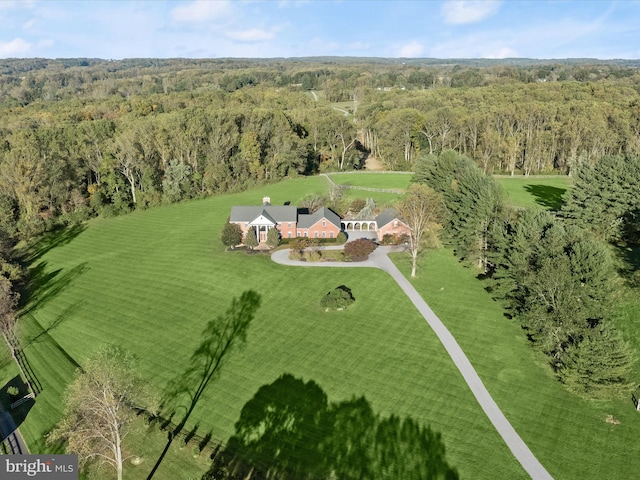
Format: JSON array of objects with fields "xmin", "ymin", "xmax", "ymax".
[
  {"xmin": 203, "ymin": 373, "xmax": 459, "ymax": 480},
  {"xmin": 17, "ymin": 224, "xmax": 86, "ymax": 265},
  {"xmin": 18, "ymin": 262, "xmax": 89, "ymax": 316},
  {"xmin": 523, "ymin": 184, "xmax": 567, "ymax": 211},
  {"xmin": 22, "ymin": 301, "xmax": 84, "ymax": 349},
  {"xmin": 146, "ymin": 290, "xmax": 262, "ymax": 480}
]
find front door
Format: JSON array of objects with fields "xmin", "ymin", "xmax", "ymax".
[{"xmin": 260, "ymin": 230, "xmax": 267, "ymax": 242}]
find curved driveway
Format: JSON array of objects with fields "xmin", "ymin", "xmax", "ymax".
[{"xmin": 272, "ymin": 246, "xmax": 553, "ymax": 480}]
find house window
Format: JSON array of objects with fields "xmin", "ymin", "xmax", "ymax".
[
  {"xmin": 288, "ymin": 222, "xmax": 292, "ymax": 227},
  {"xmin": 322, "ymin": 220, "xmax": 326, "ymax": 227},
  {"xmin": 322, "ymin": 232, "xmax": 326, "ymax": 238},
  {"xmin": 314, "ymin": 232, "xmax": 319, "ymax": 238},
  {"xmin": 330, "ymin": 232, "xmax": 334, "ymax": 238},
  {"xmin": 288, "ymin": 232, "xmax": 292, "ymax": 238},
  {"xmin": 393, "ymin": 220, "xmax": 398, "ymax": 227},
  {"xmin": 304, "ymin": 231, "xmax": 308, "ymax": 237},
  {"xmin": 245, "ymin": 222, "xmax": 249, "ymax": 227}
]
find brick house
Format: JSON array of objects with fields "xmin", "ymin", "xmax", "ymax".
[
  {"xmin": 229, "ymin": 197, "xmax": 342, "ymax": 245},
  {"xmin": 229, "ymin": 197, "xmax": 410, "ymax": 246},
  {"xmin": 374, "ymin": 208, "xmax": 410, "ymax": 242}
]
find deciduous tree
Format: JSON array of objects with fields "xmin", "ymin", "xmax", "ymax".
[
  {"xmin": 397, "ymin": 184, "xmax": 446, "ymax": 277},
  {"xmin": 221, "ymin": 222, "xmax": 243, "ymax": 249},
  {"xmin": 49, "ymin": 345, "xmax": 151, "ymax": 480}
]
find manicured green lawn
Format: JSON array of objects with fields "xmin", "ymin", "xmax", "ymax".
[
  {"xmin": 393, "ymin": 249, "xmax": 640, "ymax": 480},
  {"xmin": 495, "ymin": 176, "xmax": 572, "ymax": 210},
  {"xmin": 16, "ymin": 177, "xmax": 525, "ymax": 479},
  {"xmin": 328, "ymin": 172, "xmax": 413, "ymax": 189}
]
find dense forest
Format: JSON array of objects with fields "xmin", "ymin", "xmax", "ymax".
[{"xmin": 1, "ymin": 58, "xmax": 640, "ymax": 238}]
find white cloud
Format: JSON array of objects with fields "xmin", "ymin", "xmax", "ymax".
[
  {"xmin": 0, "ymin": 37, "xmax": 32, "ymax": 56},
  {"xmin": 170, "ymin": 0, "xmax": 233, "ymax": 23},
  {"xmin": 441, "ymin": 0, "xmax": 501, "ymax": 25},
  {"xmin": 397, "ymin": 41, "xmax": 424, "ymax": 58},
  {"xmin": 226, "ymin": 28, "xmax": 276, "ymax": 42}
]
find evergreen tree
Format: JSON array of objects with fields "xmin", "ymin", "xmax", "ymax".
[
  {"xmin": 487, "ymin": 208, "xmax": 632, "ymax": 397},
  {"xmin": 244, "ymin": 228, "xmax": 258, "ymax": 250},
  {"xmin": 557, "ymin": 324, "xmax": 633, "ymax": 399},
  {"xmin": 446, "ymin": 166, "xmax": 504, "ymax": 270},
  {"xmin": 266, "ymin": 227, "xmax": 280, "ymax": 249},
  {"xmin": 413, "ymin": 149, "xmax": 504, "ymax": 271},
  {"xmin": 562, "ymin": 154, "xmax": 640, "ymax": 243}
]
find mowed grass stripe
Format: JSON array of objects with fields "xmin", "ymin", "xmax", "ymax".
[
  {"xmin": 328, "ymin": 172, "xmax": 413, "ymax": 190},
  {"xmin": 21, "ymin": 177, "xmax": 526, "ymax": 479},
  {"xmin": 495, "ymin": 176, "xmax": 571, "ymax": 210},
  {"xmin": 393, "ymin": 249, "xmax": 639, "ymax": 480}
]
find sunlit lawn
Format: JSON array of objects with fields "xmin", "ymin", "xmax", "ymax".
[
  {"xmin": 328, "ymin": 172, "xmax": 412, "ymax": 189},
  {"xmin": 16, "ymin": 176, "xmax": 525, "ymax": 479},
  {"xmin": 495, "ymin": 176, "xmax": 572, "ymax": 210},
  {"xmin": 392, "ymin": 248, "xmax": 640, "ymax": 480},
  {"xmin": 13, "ymin": 171, "xmax": 638, "ymax": 480}
]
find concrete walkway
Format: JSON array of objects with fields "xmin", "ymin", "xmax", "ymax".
[{"xmin": 271, "ymin": 246, "xmax": 553, "ymax": 480}]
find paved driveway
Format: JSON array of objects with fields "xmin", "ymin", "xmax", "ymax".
[{"xmin": 272, "ymin": 246, "xmax": 553, "ymax": 480}]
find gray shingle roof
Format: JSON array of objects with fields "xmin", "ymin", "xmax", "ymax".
[
  {"xmin": 230, "ymin": 205, "xmax": 297, "ymax": 223},
  {"xmin": 375, "ymin": 208, "xmax": 404, "ymax": 228},
  {"xmin": 297, "ymin": 207, "xmax": 341, "ymax": 229}
]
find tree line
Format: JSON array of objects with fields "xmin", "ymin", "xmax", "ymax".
[
  {"xmin": 358, "ymin": 81, "xmax": 640, "ymax": 173},
  {"xmin": 412, "ymin": 150, "xmax": 636, "ymax": 399},
  {"xmin": 2, "ymin": 59, "xmax": 640, "ymax": 238},
  {"xmin": 0, "ymin": 87, "xmax": 364, "ymax": 238}
]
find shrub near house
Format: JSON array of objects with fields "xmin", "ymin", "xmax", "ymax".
[{"xmin": 344, "ymin": 239, "xmax": 376, "ymax": 261}]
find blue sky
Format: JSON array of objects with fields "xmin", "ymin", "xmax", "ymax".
[{"xmin": 0, "ymin": 0, "xmax": 639, "ymax": 59}]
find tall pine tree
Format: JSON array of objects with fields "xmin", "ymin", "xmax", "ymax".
[{"xmin": 562, "ymin": 154, "xmax": 640, "ymax": 243}]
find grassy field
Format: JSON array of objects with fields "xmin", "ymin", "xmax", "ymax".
[
  {"xmin": 14, "ymin": 176, "xmax": 526, "ymax": 480},
  {"xmin": 495, "ymin": 176, "xmax": 572, "ymax": 210},
  {"xmin": 9, "ymin": 172, "xmax": 638, "ymax": 480},
  {"xmin": 328, "ymin": 172, "xmax": 412, "ymax": 190},
  {"xmin": 392, "ymin": 247, "xmax": 640, "ymax": 480}
]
